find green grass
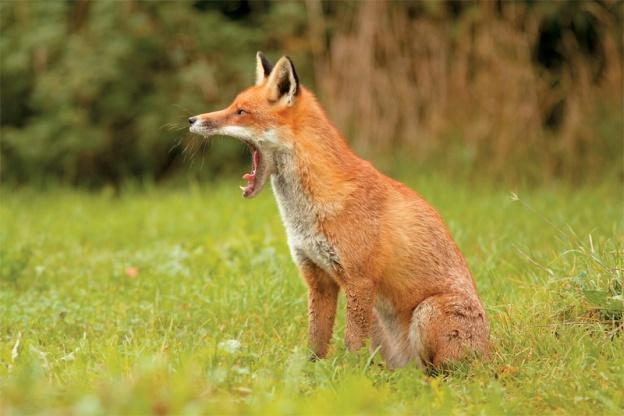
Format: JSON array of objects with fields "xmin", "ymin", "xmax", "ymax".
[{"xmin": 1, "ymin": 176, "xmax": 622, "ymax": 415}]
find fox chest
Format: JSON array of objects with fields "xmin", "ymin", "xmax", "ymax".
[{"xmin": 270, "ymin": 174, "xmax": 341, "ymax": 275}]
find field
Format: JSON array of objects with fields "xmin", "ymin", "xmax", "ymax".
[{"xmin": 1, "ymin": 176, "xmax": 622, "ymax": 415}]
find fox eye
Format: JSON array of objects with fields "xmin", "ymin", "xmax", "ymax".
[{"xmin": 236, "ymin": 108, "xmax": 247, "ymax": 115}]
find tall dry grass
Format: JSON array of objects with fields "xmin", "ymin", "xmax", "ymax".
[{"xmin": 306, "ymin": 1, "xmax": 622, "ymax": 182}]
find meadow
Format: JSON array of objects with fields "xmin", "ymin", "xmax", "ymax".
[{"xmin": 1, "ymin": 175, "xmax": 622, "ymax": 415}]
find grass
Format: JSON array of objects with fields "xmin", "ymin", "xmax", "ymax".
[{"xmin": 1, "ymin": 175, "xmax": 622, "ymax": 415}]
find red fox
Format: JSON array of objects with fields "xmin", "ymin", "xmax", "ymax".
[{"xmin": 189, "ymin": 53, "xmax": 489, "ymax": 369}]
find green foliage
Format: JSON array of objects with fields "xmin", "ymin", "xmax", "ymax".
[
  {"xmin": 0, "ymin": 1, "xmax": 308, "ymax": 186},
  {"xmin": 1, "ymin": 178, "xmax": 622, "ymax": 414}
]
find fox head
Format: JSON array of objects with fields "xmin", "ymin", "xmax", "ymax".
[{"xmin": 189, "ymin": 52, "xmax": 306, "ymax": 198}]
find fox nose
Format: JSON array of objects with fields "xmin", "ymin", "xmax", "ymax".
[{"xmin": 188, "ymin": 117, "xmax": 197, "ymax": 125}]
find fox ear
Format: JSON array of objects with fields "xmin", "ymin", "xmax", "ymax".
[
  {"xmin": 255, "ymin": 52, "xmax": 273, "ymax": 86},
  {"xmin": 265, "ymin": 56, "xmax": 299, "ymax": 106}
]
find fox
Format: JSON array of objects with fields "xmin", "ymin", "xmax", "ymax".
[{"xmin": 188, "ymin": 52, "xmax": 489, "ymax": 370}]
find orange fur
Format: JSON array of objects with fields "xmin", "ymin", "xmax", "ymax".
[{"xmin": 190, "ymin": 54, "xmax": 489, "ymax": 369}]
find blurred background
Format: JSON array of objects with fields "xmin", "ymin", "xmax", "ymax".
[{"xmin": 1, "ymin": 0, "xmax": 622, "ymax": 188}]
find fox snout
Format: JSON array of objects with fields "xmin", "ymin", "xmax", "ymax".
[
  {"xmin": 189, "ymin": 116, "xmax": 217, "ymax": 128},
  {"xmin": 188, "ymin": 114, "xmax": 221, "ymax": 136}
]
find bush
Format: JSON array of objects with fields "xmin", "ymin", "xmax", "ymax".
[
  {"xmin": 0, "ymin": 1, "xmax": 309, "ymax": 186},
  {"xmin": 0, "ymin": 1, "xmax": 621, "ymax": 186}
]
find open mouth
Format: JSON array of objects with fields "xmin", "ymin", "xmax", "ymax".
[
  {"xmin": 187, "ymin": 121, "xmax": 269, "ymax": 198},
  {"xmin": 240, "ymin": 143, "xmax": 261, "ymax": 198}
]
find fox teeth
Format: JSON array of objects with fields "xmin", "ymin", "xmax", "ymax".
[{"xmin": 239, "ymin": 186, "xmax": 246, "ymax": 192}]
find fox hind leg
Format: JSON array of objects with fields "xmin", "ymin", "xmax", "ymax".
[{"xmin": 409, "ymin": 293, "xmax": 489, "ymax": 368}]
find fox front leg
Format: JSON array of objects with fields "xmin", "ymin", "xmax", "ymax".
[
  {"xmin": 344, "ymin": 278, "xmax": 376, "ymax": 352},
  {"xmin": 300, "ymin": 261, "xmax": 339, "ymax": 359}
]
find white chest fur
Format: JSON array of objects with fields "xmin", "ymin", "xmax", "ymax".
[{"xmin": 270, "ymin": 156, "xmax": 341, "ymax": 275}]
